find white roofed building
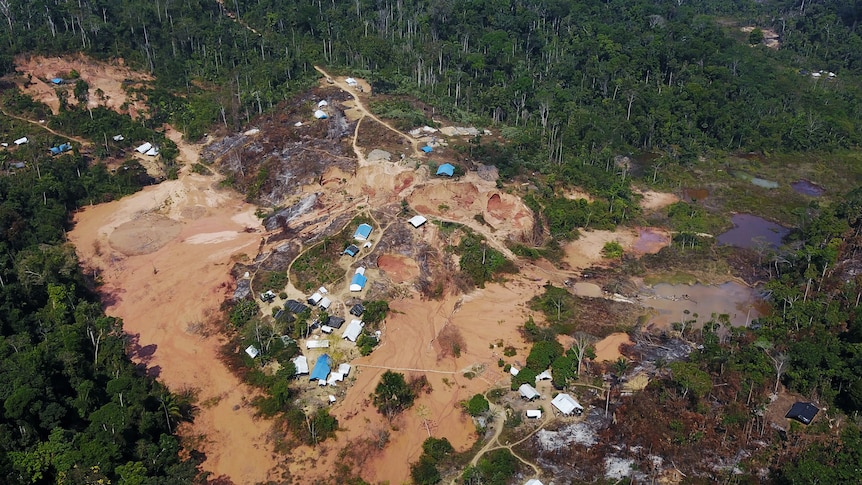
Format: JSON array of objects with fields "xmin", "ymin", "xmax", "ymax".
[
  {"xmin": 292, "ymin": 355, "xmax": 309, "ymax": 375},
  {"xmin": 408, "ymin": 215, "xmax": 428, "ymax": 228},
  {"xmin": 551, "ymin": 393, "xmax": 584, "ymax": 415},
  {"xmin": 343, "ymin": 319, "xmax": 363, "ymax": 342},
  {"xmin": 519, "ymin": 383, "xmax": 540, "ymax": 401}
]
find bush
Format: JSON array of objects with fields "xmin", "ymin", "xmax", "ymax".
[
  {"xmin": 465, "ymin": 394, "xmax": 490, "ymax": 416},
  {"xmin": 602, "ymin": 240, "xmax": 624, "ymax": 259},
  {"xmin": 373, "ymin": 371, "xmax": 416, "ymax": 420},
  {"xmin": 363, "ymin": 300, "xmax": 390, "ymax": 326},
  {"xmin": 230, "ymin": 300, "xmax": 259, "ymax": 327},
  {"xmin": 357, "ymin": 331, "xmax": 379, "ymax": 356}
]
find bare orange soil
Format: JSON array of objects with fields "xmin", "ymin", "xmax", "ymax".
[
  {"xmin": 377, "ymin": 254, "xmax": 420, "ymax": 283},
  {"xmin": 593, "ymin": 332, "xmax": 634, "ymax": 362},
  {"xmin": 407, "ymin": 176, "xmax": 534, "ymax": 237},
  {"xmin": 68, "ymin": 167, "xmax": 278, "ymax": 482},
  {"xmin": 15, "ymin": 54, "xmax": 152, "ymax": 117},
  {"xmin": 307, "ymin": 281, "xmax": 542, "ymax": 484}
]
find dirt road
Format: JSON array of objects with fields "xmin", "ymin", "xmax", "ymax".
[
  {"xmin": 0, "ymin": 107, "xmax": 91, "ymax": 145},
  {"xmin": 314, "ymin": 65, "xmax": 424, "ymax": 159}
]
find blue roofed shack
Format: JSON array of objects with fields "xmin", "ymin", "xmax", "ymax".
[
  {"xmin": 353, "ymin": 223, "xmax": 373, "ymax": 241},
  {"xmin": 49, "ymin": 143, "xmax": 72, "ymax": 155},
  {"xmin": 436, "ymin": 163, "xmax": 455, "ymax": 177},
  {"xmin": 421, "ymin": 145, "xmax": 433, "ymax": 153},
  {"xmin": 51, "ymin": 78, "xmax": 63, "ymax": 85},
  {"xmin": 350, "ymin": 272, "xmax": 367, "ymax": 292},
  {"xmin": 343, "ymin": 244, "xmax": 360, "ymax": 257},
  {"xmin": 310, "ymin": 354, "xmax": 332, "ymax": 381}
]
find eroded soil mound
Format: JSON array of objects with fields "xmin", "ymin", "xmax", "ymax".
[
  {"xmin": 15, "ymin": 53, "xmax": 152, "ymax": 116},
  {"xmin": 377, "ymin": 253, "xmax": 420, "ymax": 283},
  {"xmin": 108, "ymin": 212, "xmax": 182, "ymax": 255}
]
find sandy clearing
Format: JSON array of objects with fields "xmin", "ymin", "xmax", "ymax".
[
  {"xmin": 593, "ymin": 332, "xmax": 633, "ymax": 362},
  {"xmin": 563, "ymin": 229, "xmax": 638, "ymax": 270},
  {"xmin": 636, "ymin": 189, "xmax": 679, "ymax": 211},
  {"xmin": 15, "ymin": 54, "xmax": 152, "ymax": 117},
  {"xmin": 183, "ymin": 231, "xmax": 243, "ymax": 244},
  {"xmin": 563, "ymin": 226, "xmax": 670, "ymax": 270},
  {"xmin": 69, "ymin": 158, "xmax": 277, "ymax": 483}
]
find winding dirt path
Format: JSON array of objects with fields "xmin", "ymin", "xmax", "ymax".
[
  {"xmin": 0, "ymin": 107, "xmax": 91, "ymax": 145},
  {"xmin": 314, "ymin": 65, "xmax": 423, "ymax": 159}
]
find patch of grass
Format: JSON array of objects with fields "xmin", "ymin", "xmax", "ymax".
[
  {"xmin": 290, "ymin": 216, "xmax": 372, "ymax": 291},
  {"xmin": 191, "ymin": 163, "xmax": 212, "ymax": 175}
]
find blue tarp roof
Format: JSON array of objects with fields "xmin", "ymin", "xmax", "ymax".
[
  {"xmin": 353, "ymin": 223, "xmax": 373, "ymax": 240},
  {"xmin": 436, "ymin": 163, "xmax": 455, "ymax": 176},
  {"xmin": 51, "ymin": 78, "xmax": 63, "ymax": 84},
  {"xmin": 421, "ymin": 145, "xmax": 433, "ymax": 153},
  {"xmin": 343, "ymin": 244, "xmax": 359, "ymax": 257},
  {"xmin": 310, "ymin": 354, "xmax": 331, "ymax": 381},
  {"xmin": 49, "ymin": 143, "xmax": 71, "ymax": 155},
  {"xmin": 351, "ymin": 273, "xmax": 367, "ymax": 289}
]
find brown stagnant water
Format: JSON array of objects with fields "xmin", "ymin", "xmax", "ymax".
[
  {"xmin": 717, "ymin": 214, "xmax": 791, "ymax": 249},
  {"xmin": 640, "ymin": 282, "xmax": 769, "ymax": 331},
  {"xmin": 791, "ymin": 179, "xmax": 825, "ymax": 196}
]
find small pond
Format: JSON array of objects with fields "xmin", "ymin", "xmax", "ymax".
[
  {"xmin": 717, "ymin": 214, "xmax": 790, "ymax": 249},
  {"xmin": 732, "ymin": 171, "xmax": 779, "ymax": 189},
  {"xmin": 791, "ymin": 179, "xmax": 825, "ymax": 196},
  {"xmin": 640, "ymin": 282, "xmax": 768, "ymax": 330}
]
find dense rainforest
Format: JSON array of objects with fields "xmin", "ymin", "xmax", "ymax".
[{"xmin": 1, "ymin": 0, "xmax": 862, "ymax": 483}]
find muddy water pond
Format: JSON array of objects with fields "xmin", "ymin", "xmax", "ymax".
[
  {"xmin": 572, "ymin": 282, "xmax": 603, "ymax": 298},
  {"xmin": 791, "ymin": 179, "xmax": 825, "ymax": 196},
  {"xmin": 640, "ymin": 282, "xmax": 767, "ymax": 330},
  {"xmin": 717, "ymin": 214, "xmax": 790, "ymax": 249}
]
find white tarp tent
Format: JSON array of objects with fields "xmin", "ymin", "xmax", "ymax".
[
  {"xmin": 14, "ymin": 137, "xmax": 29, "ymax": 145},
  {"xmin": 408, "ymin": 215, "xmax": 428, "ymax": 228},
  {"xmin": 519, "ymin": 383, "xmax": 540, "ymax": 400},
  {"xmin": 318, "ymin": 100, "xmax": 328, "ymax": 107},
  {"xmin": 306, "ymin": 339, "xmax": 330, "ymax": 349},
  {"xmin": 510, "ymin": 366, "xmax": 520, "ymax": 376},
  {"xmin": 308, "ymin": 292, "xmax": 323, "ymax": 305},
  {"xmin": 525, "ymin": 480, "xmax": 545, "ymax": 485},
  {"xmin": 245, "ymin": 345, "xmax": 260, "ymax": 358},
  {"xmin": 292, "ymin": 355, "xmax": 309, "ymax": 375},
  {"xmin": 145, "ymin": 147, "xmax": 159, "ymax": 156},
  {"xmin": 319, "ymin": 297, "xmax": 332, "ymax": 310},
  {"xmin": 551, "ymin": 393, "xmax": 584, "ymax": 415},
  {"xmin": 535, "ymin": 370, "xmax": 552, "ymax": 381},
  {"xmin": 526, "ymin": 410, "xmax": 542, "ymax": 419},
  {"xmin": 338, "ymin": 363, "xmax": 351, "ymax": 376},
  {"xmin": 345, "ymin": 77, "xmax": 358, "ymax": 86},
  {"xmin": 314, "ymin": 109, "xmax": 328, "ymax": 119},
  {"xmin": 343, "ymin": 319, "xmax": 363, "ymax": 342},
  {"xmin": 135, "ymin": 142, "xmax": 152, "ymax": 153},
  {"xmin": 327, "ymin": 372, "xmax": 344, "ymax": 386}
]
